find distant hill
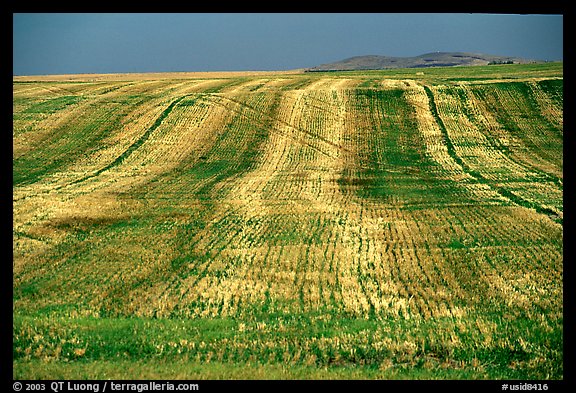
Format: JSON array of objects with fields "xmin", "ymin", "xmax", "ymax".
[{"xmin": 307, "ymin": 52, "xmax": 539, "ymax": 71}]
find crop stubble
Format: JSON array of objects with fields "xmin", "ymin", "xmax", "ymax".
[{"xmin": 13, "ymin": 65, "xmax": 563, "ymax": 378}]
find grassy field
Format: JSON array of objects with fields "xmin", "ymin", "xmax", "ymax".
[{"xmin": 13, "ymin": 63, "xmax": 563, "ymax": 379}]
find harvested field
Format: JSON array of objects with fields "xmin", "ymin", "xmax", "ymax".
[{"xmin": 13, "ymin": 63, "xmax": 563, "ymax": 379}]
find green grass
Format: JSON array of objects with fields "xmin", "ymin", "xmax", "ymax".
[
  {"xmin": 12, "ymin": 359, "xmax": 492, "ymax": 380},
  {"xmin": 21, "ymin": 95, "xmax": 83, "ymax": 114},
  {"xmin": 338, "ymin": 87, "xmax": 478, "ymax": 208},
  {"xmin": 13, "ymin": 311, "xmax": 561, "ymax": 379},
  {"xmin": 305, "ymin": 62, "xmax": 563, "ymax": 84}
]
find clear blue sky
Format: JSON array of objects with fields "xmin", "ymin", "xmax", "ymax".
[{"xmin": 13, "ymin": 13, "xmax": 563, "ymax": 75}]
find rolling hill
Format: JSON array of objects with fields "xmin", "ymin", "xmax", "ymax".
[{"xmin": 307, "ymin": 52, "xmax": 538, "ymax": 71}]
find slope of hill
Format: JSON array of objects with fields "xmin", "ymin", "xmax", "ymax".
[
  {"xmin": 13, "ymin": 63, "xmax": 563, "ymax": 380},
  {"xmin": 307, "ymin": 52, "xmax": 537, "ymax": 71}
]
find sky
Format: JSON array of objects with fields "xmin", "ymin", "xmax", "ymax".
[{"xmin": 13, "ymin": 13, "xmax": 563, "ymax": 75}]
